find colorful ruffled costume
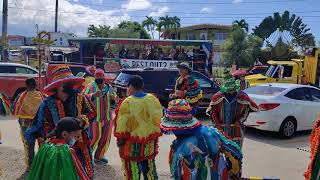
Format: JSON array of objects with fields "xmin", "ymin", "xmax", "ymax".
[
  {"xmin": 11, "ymin": 90, "xmax": 45, "ymax": 168},
  {"xmin": 206, "ymin": 81, "xmax": 258, "ymax": 148},
  {"xmin": 114, "ymin": 92, "xmax": 163, "ymax": 180},
  {"xmin": 83, "ymin": 69, "xmax": 117, "ymax": 161},
  {"xmin": 0, "ymin": 93, "xmax": 10, "ymax": 115},
  {"xmin": 28, "ymin": 139, "xmax": 89, "ymax": 180},
  {"xmin": 305, "ymin": 118, "xmax": 320, "ymax": 180},
  {"xmin": 161, "ymin": 99, "xmax": 243, "ymax": 180},
  {"xmin": 26, "ymin": 66, "xmax": 96, "ymax": 179}
]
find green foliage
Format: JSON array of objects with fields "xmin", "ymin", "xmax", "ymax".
[
  {"xmin": 253, "ymin": 11, "xmax": 315, "ymax": 50},
  {"xmin": 157, "ymin": 15, "xmax": 181, "ymax": 39},
  {"xmin": 87, "ymin": 21, "xmax": 150, "ymax": 39},
  {"xmin": 233, "ymin": 19, "xmax": 249, "ymax": 32},
  {"xmin": 221, "ymin": 26, "xmax": 263, "ymax": 67},
  {"xmin": 142, "ymin": 16, "xmax": 158, "ymax": 39}
]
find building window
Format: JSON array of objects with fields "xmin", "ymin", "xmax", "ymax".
[
  {"xmin": 200, "ymin": 32, "xmax": 207, "ymax": 40},
  {"xmin": 186, "ymin": 33, "xmax": 196, "ymax": 40},
  {"xmin": 214, "ymin": 32, "xmax": 228, "ymax": 41}
]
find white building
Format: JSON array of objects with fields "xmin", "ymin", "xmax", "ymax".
[{"xmin": 50, "ymin": 32, "xmax": 76, "ymax": 47}]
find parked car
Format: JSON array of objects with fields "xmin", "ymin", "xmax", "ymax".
[
  {"xmin": 244, "ymin": 83, "xmax": 320, "ymax": 138},
  {"xmin": 0, "ymin": 62, "xmax": 116, "ymax": 101},
  {"xmin": 0, "ymin": 63, "xmax": 40, "ymax": 100},
  {"xmin": 112, "ymin": 68, "xmax": 220, "ymax": 113}
]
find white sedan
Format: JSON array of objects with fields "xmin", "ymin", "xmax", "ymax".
[{"xmin": 244, "ymin": 83, "xmax": 320, "ymax": 138}]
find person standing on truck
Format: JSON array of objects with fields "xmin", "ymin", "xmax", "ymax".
[
  {"xmin": 170, "ymin": 62, "xmax": 202, "ymax": 115},
  {"xmin": 11, "ymin": 78, "xmax": 45, "ymax": 172},
  {"xmin": 114, "ymin": 75, "xmax": 163, "ymax": 180},
  {"xmin": 26, "ymin": 65, "xmax": 96, "ymax": 179},
  {"xmin": 83, "ymin": 69, "xmax": 116, "ymax": 164}
]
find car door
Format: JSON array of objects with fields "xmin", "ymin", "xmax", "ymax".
[
  {"xmin": 284, "ymin": 87, "xmax": 314, "ymax": 130},
  {"xmin": 306, "ymin": 87, "xmax": 320, "ymax": 127}
]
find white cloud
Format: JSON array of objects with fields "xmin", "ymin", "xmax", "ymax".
[
  {"xmin": 200, "ymin": 7, "xmax": 212, "ymax": 13},
  {"xmin": 6, "ymin": 0, "xmax": 130, "ymax": 36},
  {"xmin": 149, "ymin": 7, "xmax": 169, "ymax": 17},
  {"xmin": 232, "ymin": 0, "xmax": 243, "ymax": 4},
  {"xmin": 121, "ymin": 0, "xmax": 152, "ymax": 11}
]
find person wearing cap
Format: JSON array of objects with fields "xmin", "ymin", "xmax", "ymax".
[
  {"xmin": 170, "ymin": 62, "xmax": 202, "ymax": 115},
  {"xmin": 114, "ymin": 75, "xmax": 163, "ymax": 180},
  {"xmin": 27, "ymin": 117, "xmax": 90, "ymax": 180},
  {"xmin": 305, "ymin": 118, "xmax": 320, "ymax": 180},
  {"xmin": 83, "ymin": 69, "xmax": 116, "ymax": 163},
  {"xmin": 232, "ymin": 70, "xmax": 249, "ymax": 91},
  {"xmin": 26, "ymin": 65, "xmax": 96, "ymax": 179},
  {"xmin": 161, "ymin": 99, "xmax": 243, "ymax": 179},
  {"xmin": 11, "ymin": 78, "xmax": 45, "ymax": 171},
  {"xmin": 206, "ymin": 79, "xmax": 258, "ymax": 148}
]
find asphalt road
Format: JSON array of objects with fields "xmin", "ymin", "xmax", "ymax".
[{"xmin": 0, "ymin": 117, "xmax": 311, "ymax": 180}]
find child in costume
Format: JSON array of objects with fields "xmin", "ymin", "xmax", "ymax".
[
  {"xmin": 83, "ymin": 69, "xmax": 116, "ymax": 163},
  {"xmin": 114, "ymin": 75, "xmax": 163, "ymax": 180},
  {"xmin": 161, "ymin": 99, "xmax": 243, "ymax": 179},
  {"xmin": 305, "ymin": 118, "xmax": 320, "ymax": 180},
  {"xmin": 206, "ymin": 80, "xmax": 258, "ymax": 148},
  {"xmin": 170, "ymin": 62, "xmax": 202, "ymax": 115},
  {"xmin": 28, "ymin": 117, "xmax": 90, "ymax": 180},
  {"xmin": 26, "ymin": 65, "xmax": 96, "ymax": 179},
  {"xmin": 11, "ymin": 78, "xmax": 45, "ymax": 171}
]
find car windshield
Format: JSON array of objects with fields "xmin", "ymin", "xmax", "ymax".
[
  {"xmin": 265, "ymin": 65, "xmax": 277, "ymax": 77},
  {"xmin": 245, "ymin": 86, "xmax": 286, "ymax": 96},
  {"xmin": 114, "ymin": 72, "xmax": 135, "ymax": 86}
]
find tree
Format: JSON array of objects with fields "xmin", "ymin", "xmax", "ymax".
[
  {"xmin": 233, "ymin": 19, "xmax": 249, "ymax": 32},
  {"xmin": 142, "ymin": 16, "xmax": 158, "ymax": 39},
  {"xmin": 87, "ymin": 25, "xmax": 111, "ymax": 37},
  {"xmin": 117, "ymin": 21, "xmax": 150, "ymax": 39},
  {"xmin": 221, "ymin": 26, "xmax": 263, "ymax": 67},
  {"xmin": 253, "ymin": 11, "xmax": 315, "ymax": 50},
  {"xmin": 158, "ymin": 15, "xmax": 181, "ymax": 39}
]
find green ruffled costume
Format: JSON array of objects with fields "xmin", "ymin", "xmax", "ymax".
[{"xmin": 27, "ymin": 143, "xmax": 79, "ymax": 180}]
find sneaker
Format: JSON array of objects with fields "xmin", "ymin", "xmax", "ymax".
[{"xmin": 95, "ymin": 157, "xmax": 108, "ymax": 164}]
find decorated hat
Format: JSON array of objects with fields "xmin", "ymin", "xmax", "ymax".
[
  {"xmin": 177, "ymin": 62, "xmax": 192, "ymax": 72},
  {"xmin": 231, "ymin": 70, "xmax": 247, "ymax": 77},
  {"xmin": 85, "ymin": 66, "xmax": 96, "ymax": 76},
  {"xmin": 160, "ymin": 99, "xmax": 200, "ymax": 134},
  {"xmin": 44, "ymin": 65, "xmax": 85, "ymax": 95},
  {"xmin": 220, "ymin": 79, "xmax": 240, "ymax": 93}
]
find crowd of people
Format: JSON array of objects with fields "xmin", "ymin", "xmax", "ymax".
[
  {"xmin": 0, "ymin": 62, "xmax": 319, "ymax": 180},
  {"xmin": 102, "ymin": 45, "xmax": 205, "ymax": 62}
]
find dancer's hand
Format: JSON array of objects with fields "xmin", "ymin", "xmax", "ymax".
[{"xmin": 93, "ymin": 90, "xmax": 102, "ymax": 98}]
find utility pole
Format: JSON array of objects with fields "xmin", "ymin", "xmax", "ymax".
[
  {"xmin": 55, "ymin": 0, "xmax": 58, "ymax": 32},
  {"xmin": 2, "ymin": 0, "xmax": 8, "ymax": 61}
]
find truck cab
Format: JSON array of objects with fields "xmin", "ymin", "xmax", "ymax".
[{"xmin": 246, "ymin": 60, "xmax": 302, "ymax": 86}]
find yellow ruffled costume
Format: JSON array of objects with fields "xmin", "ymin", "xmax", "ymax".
[{"xmin": 114, "ymin": 93, "xmax": 163, "ymax": 141}]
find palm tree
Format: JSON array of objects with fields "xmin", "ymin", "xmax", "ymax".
[
  {"xmin": 171, "ymin": 16, "xmax": 181, "ymax": 39},
  {"xmin": 253, "ymin": 10, "xmax": 315, "ymax": 50},
  {"xmin": 142, "ymin": 16, "xmax": 158, "ymax": 39},
  {"xmin": 233, "ymin": 19, "xmax": 249, "ymax": 32},
  {"xmin": 158, "ymin": 15, "xmax": 180, "ymax": 39}
]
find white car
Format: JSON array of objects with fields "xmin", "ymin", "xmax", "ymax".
[{"xmin": 244, "ymin": 83, "xmax": 320, "ymax": 138}]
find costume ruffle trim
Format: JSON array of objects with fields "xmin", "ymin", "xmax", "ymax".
[
  {"xmin": 114, "ymin": 132, "xmax": 162, "ymax": 143},
  {"xmin": 160, "ymin": 121, "xmax": 201, "ymax": 134},
  {"xmin": 305, "ymin": 118, "xmax": 320, "ymax": 179}
]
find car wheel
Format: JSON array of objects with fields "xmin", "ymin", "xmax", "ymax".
[{"xmin": 279, "ymin": 117, "xmax": 297, "ymax": 138}]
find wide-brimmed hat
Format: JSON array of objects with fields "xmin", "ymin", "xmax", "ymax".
[
  {"xmin": 160, "ymin": 99, "xmax": 200, "ymax": 134},
  {"xmin": 44, "ymin": 65, "xmax": 85, "ymax": 95},
  {"xmin": 177, "ymin": 62, "xmax": 192, "ymax": 72},
  {"xmin": 231, "ymin": 70, "xmax": 247, "ymax": 77},
  {"xmin": 220, "ymin": 79, "xmax": 239, "ymax": 93},
  {"xmin": 94, "ymin": 69, "xmax": 105, "ymax": 79}
]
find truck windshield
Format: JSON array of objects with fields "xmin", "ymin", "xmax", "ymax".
[{"xmin": 265, "ymin": 65, "xmax": 277, "ymax": 77}]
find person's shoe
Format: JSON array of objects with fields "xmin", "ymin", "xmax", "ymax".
[{"xmin": 0, "ymin": 140, "xmax": 2, "ymax": 144}]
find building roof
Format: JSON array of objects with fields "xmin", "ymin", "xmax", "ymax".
[
  {"xmin": 69, "ymin": 37, "xmax": 212, "ymax": 46},
  {"xmin": 177, "ymin": 24, "xmax": 232, "ymax": 31}
]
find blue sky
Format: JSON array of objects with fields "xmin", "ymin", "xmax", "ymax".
[{"xmin": 2, "ymin": 0, "xmax": 320, "ymax": 42}]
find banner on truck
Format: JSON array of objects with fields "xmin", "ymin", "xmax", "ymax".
[{"xmin": 120, "ymin": 59, "xmax": 178, "ymax": 69}]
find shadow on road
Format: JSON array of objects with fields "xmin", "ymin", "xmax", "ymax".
[{"xmin": 244, "ymin": 127, "xmax": 311, "ymax": 148}]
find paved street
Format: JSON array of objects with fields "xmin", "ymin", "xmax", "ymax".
[{"xmin": 0, "ymin": 117, "xmax": 310, "ymax": 180}]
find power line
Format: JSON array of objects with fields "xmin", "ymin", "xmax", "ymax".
[{"xmin": 8, "ymin": 6, "xmax": 320, "ymax": 19}]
